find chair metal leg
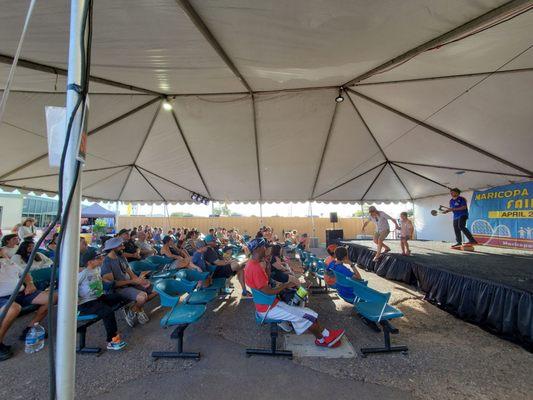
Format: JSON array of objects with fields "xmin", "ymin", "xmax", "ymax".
[
  {"xmin": 360, "ymin": 321, "xmax": 408, "ymax": 357},
  {"xmin": 76, "ymin": 327, "xmax": 101, "ymax": 354},
  {"xmin": 309, "ymin": 276, "xmax": 328, "ymax": 295},
  {"xmin": 246, "ymin": 323, "xmax": 292, "ymax": 359},
  {"xmin": 152, "ymin": 324, "xmax": 201, "ymax": 360}
]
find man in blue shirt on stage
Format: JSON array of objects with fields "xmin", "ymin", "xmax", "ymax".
[{"xmin": 444, "ymin": 188, "xmax": 478, "ymax": 248}]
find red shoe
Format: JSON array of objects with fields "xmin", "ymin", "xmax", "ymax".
[{"xmin": 315, "ymin": 329, "xmax": 345, "ymax": 348}]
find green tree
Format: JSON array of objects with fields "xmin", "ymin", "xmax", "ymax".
[
  {"xmin": 171, "ymin": 212, "xmax": 194, "ymax": 217},
  {"xmin": 93, "ymin": 218, "xmax": 108, "ymax": 235}
]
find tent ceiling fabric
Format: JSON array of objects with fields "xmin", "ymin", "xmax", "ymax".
[{"xmin": 0, "ymin": 0, "xmax": 532, "ymax": 203}]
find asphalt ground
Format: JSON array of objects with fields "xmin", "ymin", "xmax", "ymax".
[
  {"xmin": 344, "ymin": 240, "xmax": 533, "ymax": 293},
  {"xmin": 0, "ymin": 255, "xmax": 532, "ymax": 400}
]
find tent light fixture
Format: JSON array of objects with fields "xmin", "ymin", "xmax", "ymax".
[
  {"xmin": 162, "ymin": 100, "xmax": 173, "ymax": 111},
  {"xmin": 190, "ymin": 191, "xmax": 210, "ymax": 205},
  {"xmin": 335, "ymin": 88, "xmax": 344, "ymax": 103}
]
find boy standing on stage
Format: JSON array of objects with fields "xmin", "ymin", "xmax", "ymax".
[{"xmin": 443, "ymin": 188, "xmax": 478, "ymax": 248}]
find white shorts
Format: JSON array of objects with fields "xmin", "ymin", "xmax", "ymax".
[{"xmin": 258, "ymin": 301, "xmax": 318, "ymax": 335}]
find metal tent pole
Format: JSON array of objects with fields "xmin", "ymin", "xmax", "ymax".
[
  {"xmin": 259, "ymin": 202, "xmax": 263, "ymax": 225},
  {"xmin": 56, "ymin": 1, "xmax": 87, "ymax": 399},
  {"xmin": 309, "ymin": 202, "xmax": 316, "ymax": 246}
]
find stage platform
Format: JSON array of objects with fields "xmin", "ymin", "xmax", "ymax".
[{"xmin": 341, "ymin": 240, "xmax": 533, "ymax": 351}]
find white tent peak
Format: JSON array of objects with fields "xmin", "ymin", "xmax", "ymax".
[{"xmin": 1, "ymin": 0, "xmax": 532, "ymax": 203}]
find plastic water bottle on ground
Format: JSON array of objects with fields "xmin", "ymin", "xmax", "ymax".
[{"xmin": 25, "ymin": 323, "xmax": 45, "ymax": 354}]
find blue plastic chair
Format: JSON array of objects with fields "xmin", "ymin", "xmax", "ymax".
[
  {"xmin": 30, "ymin": 267, "xmax": 56, "ymax": 291},
  {"xmin": 245, "ymin": 289, "xmax": 292, "ymax": 358},
  {"xmin": 173, "ymin": 271, "xmax": 218, "ymax": 305},
  {"xmin": 129, "ymin": 260, "xmax": 159, "ymax": 275},
  {"xmin": 146, "ymin": 255, "xmax": 173, "ymax": 266},
  {"xmin": 38, "ymin": 249, "xmax": 54, "ymax": 259},
  {"xmin": 205, "ymin": 265, "xmax": 229, "ymax": 293},
  {"xmin": 152, "ymin": 279, "xmax": 207, "ymax": 359},
  {"xmin": 348, "ymin": 280, "xmax": 407, "ymax": 356},
  {"xmin": 331, "ymin": 270, "xmax": 368, "ymax": 304},
  {"xmin": 76, "ymin": 312, "xmax": 100, "ymax": 354}
]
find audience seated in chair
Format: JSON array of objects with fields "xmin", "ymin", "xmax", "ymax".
[
  {"xmin": 80, "ymin": 237, "xmax": 98, "ymax": 268},
  {"xmin": 1, "ymin": 234, "xmax": 20, "ymax": 259},
  {"xmin": 327, "ymin": 247, "xmax": 363, "ymax": 301},
  {"xmin": 118, "ymin": 229, "xmax": 141, "ymax": 262},
  {"xmin": 0, "ymin": 251, "xmax": 58, "ymax": 361},
  {"xmin": 11, "ymin": 240, "xmax": 53, "ymax": 270},
  {"xmin": 78, "ymin": 251, "xmax": 126, "ymax": 351},
  {"xmin": 324, "ymin": 244, "xmax": 337, "ymax": 268},
  {"xmin": 203, "ymin": 234, "xmax": 249, "ymax": 297},
  {"xmin": 101, "ymin": 238, "xmax": 158, "ymax": 328},
  {"xmin": 160, "ymin": 236, "xmax": 201, "ymax": 271},
  {"xmin": 268, "ymin": 244, "xmax": 299, "ymax": 286},
  {"xmin": 136, "ymin": 231, "xmax": 156, "ymax": 259},
  {"xmin": 244, "ymin": 238, "xmax": 345, "ymax": 348}
]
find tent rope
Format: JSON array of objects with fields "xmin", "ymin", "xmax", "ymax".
[{"xmin": 0, "ymin": 0, "xmax": 37, "ymax": 125}]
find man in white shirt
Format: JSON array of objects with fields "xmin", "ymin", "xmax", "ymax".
[
  {"xmin": 0, "ymin": 255, "xmax": 57, "ymax": 360},
  {"xmin": 136, "ymin": 231, "xmax": 156, "ymax": 259},
  {"xmin": 362, "ymin": 206, "xmax": 400, "ymax": 262}
]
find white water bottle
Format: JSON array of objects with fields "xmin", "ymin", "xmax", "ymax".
[{"xmin": 25, "ymin": 322, "xmax": 45, "ymax": 354}]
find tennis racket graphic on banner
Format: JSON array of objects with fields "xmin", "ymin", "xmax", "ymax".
[{"xmin": 471, "ymin": 219, "xmax": 512, "ymax": 244}]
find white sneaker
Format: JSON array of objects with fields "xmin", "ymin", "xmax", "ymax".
[
  {"xmin": 137, "ymin": 310, "xmax": 149, "ymax": 325},
  {"xmin": 122, "ymin": 307, "xmax": 137, "ymax": 327},
  {"xmin": 278, "ymin": 321, "xmax": 293, "ymax": 332}
]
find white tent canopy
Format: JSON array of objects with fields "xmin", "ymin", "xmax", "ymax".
[{"xmin": 1, "ymin": 0, "xmax": 532, "ymax": 203}]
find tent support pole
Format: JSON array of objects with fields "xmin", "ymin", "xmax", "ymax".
[
  {"xmin": 175, "ymin": 0, "xmax": 253, "ymax": 93},
  {"xmin": 170, "ymin": 109, "xmax": 212, "ymax": 198},
  {"xmin": 135, "ymin": 165, "xmax": 167, "ymax": 202},
  {"xmin": 135, "ymin": 165, "xmax": 202, "ymax": 196},
  {"xmin": 348, "ymin": 89, "xmax": 533, "ymax": 176},
  {"xmin": 251, "ymin": 95, "xmax": 262, "ymax": 200},
  {"xmin": 355, "ymin": 67, "xmax": 533, "ymax": 86},
  {"xmin": 361, "ymin": 163, "xmax": 387, "ymax": 201},
  {"xmin": 309, "ymin": 202, "xmax": 316, "ymax": 242},
  {"xmin": 345, "ymin": 91, "xmax": 413, "ymax": 200},
  {"xmin": 310, "ymin": 98, "xmax": 339, "ymax": 198},
  {"xmin": 0, "ymin": 55, "xmax": 162, "ymax": 96},
  {"xmin": 56, "ymin": 1, "xmax": 87, "ymax": 399},
  {"xmin": 83, "ymin": 166, "xmax": 131, "ymax": 191},
  {"xmin": 259, "ymin": 202, "xmax": 263, "ymax": 225},
  {"xmin": 117, "ymin": 166, "xmax": 134, "ymax": 201},
  {"xmin": 390, "ymin": 161, "xmax": 532, "ymax": 178},
  {"xmin": 0, "ymin": 164, "xmax": 132, "ymax": 183},
  {"xmin": 391, "ymin": 162, "xmax": 450, "ymax": 189},
  {"xmin": 342, "ymin": 0, "xmax": 533, "ymax": 86},
  {"xmin": 0, "ymin": 97, "xmax": 159, "ymax": 182},
  {"xmin": 313, "ymin": 162, "xmax": 386, "ymax": 200}
]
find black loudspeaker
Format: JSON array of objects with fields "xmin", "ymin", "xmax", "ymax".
[
  {"xmin": 326, "ymin": 229, "xmax": 344, "ymax": 246},
  {"xmin": 329, "ymin": 212, "xmax": 338, "ymax": 223}
]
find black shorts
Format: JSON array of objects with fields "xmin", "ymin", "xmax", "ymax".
[
  {"xmin": 0, "ymin": 290, "xmax": 42, "ymax": 308},
  {"xmin": 270, "ymin": 269, "xmax": 289, "ymax": 283},
  {"xmin": 212, "ymin": 264, "xmax": 234, "ymax": 279}
]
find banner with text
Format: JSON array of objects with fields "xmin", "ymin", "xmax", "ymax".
[{"xmin": 468, "ymin": 181, "xmax": 533, "ymax": 249}]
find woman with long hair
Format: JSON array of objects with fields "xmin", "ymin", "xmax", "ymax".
[{"xmin": 11, "ymin": 240, "xmax": 52, "ymax": 270}]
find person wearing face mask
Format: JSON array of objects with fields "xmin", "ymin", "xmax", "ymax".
[{"xmin": 100, "ymin": 238, "xmax": 158, "ymax": 328}]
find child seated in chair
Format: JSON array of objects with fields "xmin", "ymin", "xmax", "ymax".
[
  {"xmin": 78, "ymin": 251, "xmax": 126, "ymax": 351},
  {"xmin": 244, "ymin": 238, "xmax": 345, "ymax": 348},
  {"xmin": 327, "ymin": 247, "xmax": 363, "ymax": 301},
  {"xmin": 324, "ymin": 244, "xmax": 337, "ymax": 268}
]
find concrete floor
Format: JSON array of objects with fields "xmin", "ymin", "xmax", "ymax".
[{"xmin": 1, "ymin": 256, "xmax": 532, "ymax": 400}]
